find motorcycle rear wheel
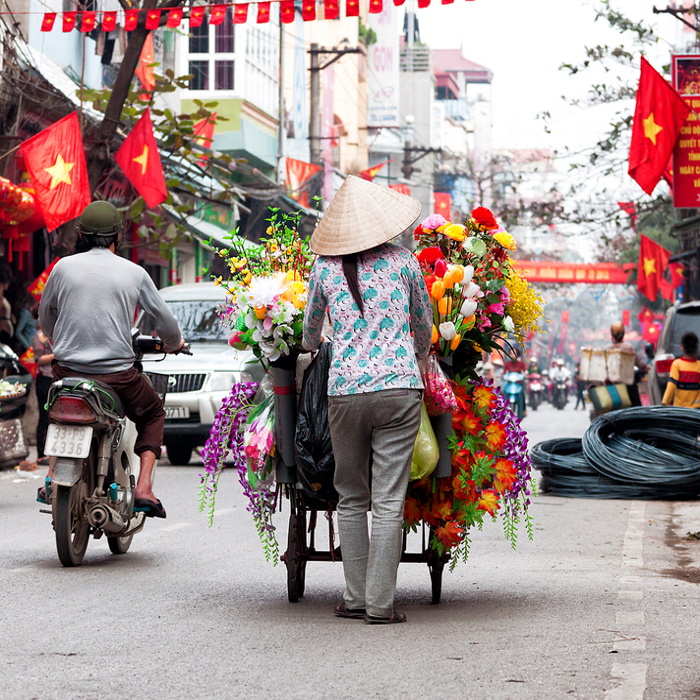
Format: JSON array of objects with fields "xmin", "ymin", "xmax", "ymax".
[
  {"xmin": 107, "ymin": 533, "xmax": 134, "ymax": 554},
  {"xmin": 54, "ymin": 482, "xmax": 91, "ymax": 567}
]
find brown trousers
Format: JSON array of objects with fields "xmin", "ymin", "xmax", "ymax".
[{"xmin": 52, "ymin": 364, "xmax": 165, "ymax": 457}]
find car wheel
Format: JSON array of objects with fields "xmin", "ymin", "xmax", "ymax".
[{"xmin": 166, "ymin": 442, "xmax": 193, "ymax": 466}]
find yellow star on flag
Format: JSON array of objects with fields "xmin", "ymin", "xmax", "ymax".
[
  {"xmin": 44, "ymin": 154, "xmax": 75, "ymax": 190},
  {"xmin": 642, "ymin": 112, "xmax": 663, "ymax": 145},
  {"xmin": 133, "ymin": 145, "xmax": 149, "ymax": 175},
  {"xmin": 643, "ymin": 257, "xmax": 656, "ymax": 276}
]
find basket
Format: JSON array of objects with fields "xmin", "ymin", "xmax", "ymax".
[
  {"xmin": 0, "ymin": 417, "xmax": 28, "ymax": 467},
  {"xmin": 579, "ymin": 348, "xmax": 636, "ymax": 385},
  {"xmin": 144, "ymin": 372, "xmax": 170, "ymax": 403}
]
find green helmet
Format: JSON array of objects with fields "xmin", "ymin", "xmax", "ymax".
[{"xmin": 78, "ymin": 201, "xmax": 123, "ymax": 236}]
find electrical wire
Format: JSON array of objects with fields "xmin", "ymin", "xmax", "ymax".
[{"xmin": 530, "ymin": 406, "xmax": 700, "ymax": 500}]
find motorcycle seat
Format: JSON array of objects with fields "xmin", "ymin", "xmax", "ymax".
[{"xmin": 53, "ymin": 376, "xmax": 125, "ymax": 417}]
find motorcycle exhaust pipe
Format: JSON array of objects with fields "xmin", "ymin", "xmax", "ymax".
[{"xmin": 88, "ymin": 504, "xmax": 127, "ymax": 533}]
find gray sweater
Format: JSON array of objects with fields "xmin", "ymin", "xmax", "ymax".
[{"xmin": 39, "ymin": 248, "xmax": 181, "ymax": 374}]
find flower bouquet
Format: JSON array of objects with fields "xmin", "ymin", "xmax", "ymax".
[
  {"xmin": 216, "ymin": 209, "xmax": 315, "ymax": 363},
  {"xmin": 414, "ymin": 208, "xmax": 543, "ymax": 376},
  {"xmin": 407, "ymin": 207, "xmax": 544, "ymax": 563}
]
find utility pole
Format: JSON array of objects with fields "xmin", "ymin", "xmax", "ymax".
[{"xmin": 308, "ymin": 43, "xmax": 364, "ymax": 167}]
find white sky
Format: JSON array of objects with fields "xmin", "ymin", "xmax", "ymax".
[{"xmin": 417, "ymin": 0, "xmax": 682, "ymax": 152}]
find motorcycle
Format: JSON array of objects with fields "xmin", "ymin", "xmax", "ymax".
[
  {"xmin": 0, "ymin": 342, "xmax": 33, "ymax": 469},
  {"xmin": 552, "ymin": 376, "xmax": 569, "ymax": 410},
  {"xmin": 502, "ymin": 371, "xmax": 526, "ymax": 420},
  {"xmin": 39, "ymin": 333, "xmax": 190, "ymax": 567},
  {"xmin": 526, "ymin": 372, "xmax": 544, "ymax": 411}
]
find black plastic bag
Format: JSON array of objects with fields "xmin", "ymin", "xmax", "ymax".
[{"xmin": 295, "ymin": 343, "xmax": 338, "ymax": 503}]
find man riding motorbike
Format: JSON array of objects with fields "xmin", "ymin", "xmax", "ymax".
[{"xmin": 38, "ymin": 201, "xmax": 184, "ymax": 518}]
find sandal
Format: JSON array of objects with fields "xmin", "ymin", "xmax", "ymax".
[
  {"xmin": 36, "ymin": 487, "xmax": 48, "ymax": 504},
  {"xmin": 333, "ymin": 602, "xmax": 366, "ymax": 619},
  {"xmin": 365, "ymin": 610, "xmax": 407, "ymax": 624}
]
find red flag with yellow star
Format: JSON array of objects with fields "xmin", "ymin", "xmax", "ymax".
[
  {"xmin": 20, "ymin": 112, "xmax": 91, "ymax": 232},
  {"xmin": 115, "ymin": 108, "xmax": 168, "ymax": 209},
  {"xmin": 628, "ymin": 57, "xmax": 690, "ymax": 195},
  {"xmin": 358, "ymin": 160, "xmax": 391, "ymax": 181},
  {"xmin": 637, "ymin": 234, "xmax": 671, "ymax": 301}
]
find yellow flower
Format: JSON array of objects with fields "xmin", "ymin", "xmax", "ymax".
[
  {"xmin": 431, "ymin": 280, "xmax": 445, "ymax": 300},
  {"xmin": 254, "ymin": 306, "xmax": 267, "ymax": 320},
  {"xmin": 443, "ymin": 224, "xmax": 466, "ymax": 241},
  {"xmin": 493, "ymin": 231, "xmax": 516, "ymax": 251},
  {"xmin": 213, "ymin": 276, "xmax": 223, "ymax": 286}
]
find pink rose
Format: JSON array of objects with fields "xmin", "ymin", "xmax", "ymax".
[
  {"xmin": 489, "ymin": 303, "xmax": 505, "ymax": 316},
  {"xmin": 421, "ymin": 214, "xmax": 448, "ymax": 230}
]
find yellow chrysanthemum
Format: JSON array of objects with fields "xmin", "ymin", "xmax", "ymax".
[
  {"xmin": 443, "ymin": 224, "xmax": 466, "ymax": 241},
  {"xmin": 493, "ymin": 231, "xmax": 516, "ymax": 251}
]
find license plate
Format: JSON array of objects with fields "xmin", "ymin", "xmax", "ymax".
[
  {"xmin": 165, "ymin": 406, "xmax": 190, "ymax": 420},
  {"xmin": 45, "ymin": 425, "xmax": 93, "ymax": 458}
]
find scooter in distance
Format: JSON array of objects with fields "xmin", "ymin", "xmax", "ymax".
[
  {"xmin": 502, "ymin": 370, "xmax": 526, "ymax": 420},
  {"xmin": 526, "ymin": 372, "xmax": 544, "ymax": 411},
  {"xmin": 39, "ymin": 333, "xmax": 191, "ymax": 567}
]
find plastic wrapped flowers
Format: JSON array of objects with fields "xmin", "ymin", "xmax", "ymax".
[{"xmin": 414, "ymin": 207, "xmax": 544, "ymax": 363}]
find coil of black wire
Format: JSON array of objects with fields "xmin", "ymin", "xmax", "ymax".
[
  {"xmin": 530, "ymin": 437, "xmax": 664, "ymax": 499},
  {"xmin": 531, "ymin": 406, "xmax": 700, "ymax": 500}
]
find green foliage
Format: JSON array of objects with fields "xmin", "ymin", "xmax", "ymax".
[
  {"xmin": 358, "ymin": 19, "xmax": 377, "ymax": 46},
  {"xmin": 82, "ymin": 69, "xmax": 239, "ymax": 260}
]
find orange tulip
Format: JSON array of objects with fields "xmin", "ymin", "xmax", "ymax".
[
  {"xmin": 450, "ymin": 334, "xmax": 461, "ymax": 351},
  {"xmin": 431, "ymin": 280, "xmax": 445, "ymax": 300},
  {"xmin": 431, "ymin": 325, "xmax": 439, "ymax": 344},
  {"xmin": 438, "ymin": 297, "xmax": 448, "ymax": 315}
]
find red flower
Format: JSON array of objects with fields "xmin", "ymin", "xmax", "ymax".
[
  {"xmin": 417, "ymin": 246, "xmax": 445, "ymax": 264},
  {"xmin": 434, "ymin": 521, "xmax": 464, "ymax": 548},
  {"xmin": 413, "ymin": 225, "xmax": 425, "ymax": 240},
  {"xmin": 471, "ymin": 207, "xmax": 499, "ymax": 230}
]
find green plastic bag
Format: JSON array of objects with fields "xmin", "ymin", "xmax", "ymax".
[{"xmin": 410, "ymin": 402, "xmax": 439, "ymax": 480}]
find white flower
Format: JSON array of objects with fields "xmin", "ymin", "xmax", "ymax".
[
  {"xmin": 502, "ymin": 315, "xmax": 515, "ymax": 333},
  {"xmin": 438, "ymin": 321, "xmax": 456, "ymax": 341},
  {"xmin": 462, "ymin": 282, "xmax": 480, "ymax": 299},
  {"xmin": 245, "ymin": 273, "xmax": 285, "ymax": 307},
  {"xmin": 462, "ymin": 265, "xmax": 474, "ymax": 285},
  {"xmin": 460, "ymin": 300, "xmax": 477, "ymax": 317}
]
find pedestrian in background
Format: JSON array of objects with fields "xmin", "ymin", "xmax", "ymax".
[
  {"xmin": 574, "ymin": 361, "xmax": 587, "ymax": 410},
  {"xmin": 661, "ymin": 331, "xmax": 700, "ymax": 407},
  {"xmin": 32, "ymin": 326, "xmax": 53, "ymax": 464},
  {"xmin": 0, "ymin": 262, "xmax": 14, "ymax": 346},
  {"xmin": 606, "ymin": 322, "xmax": 648, "ymax": 406},
  {"xmin": 303, "ymin": 175, "xmax": 432, "ymax": 624}
]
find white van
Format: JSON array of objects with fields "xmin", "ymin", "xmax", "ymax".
[{"xmin": 139, "ymin": 282, "xmax": 263, "ymax": 465}]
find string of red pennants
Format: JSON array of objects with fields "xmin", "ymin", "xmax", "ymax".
[{"xmin": 39, "ymin": 0, "xmax": 472, "ymax": 31}]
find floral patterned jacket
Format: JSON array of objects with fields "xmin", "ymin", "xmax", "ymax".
[{"xmin": 303, "ymin": 243, "xmax": 433, "ymax": 396}]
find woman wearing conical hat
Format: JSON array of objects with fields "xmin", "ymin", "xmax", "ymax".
[{"xmin": 303, "ymin": 175, "xmax": 433, "ymax": 624}]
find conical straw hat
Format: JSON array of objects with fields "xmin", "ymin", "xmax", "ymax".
[{"xmin": 309, "ymin": 175, "xmax": 422, "ymax": 255}]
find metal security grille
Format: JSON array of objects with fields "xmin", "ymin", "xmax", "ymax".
[{"xmin": 169, "ymin": 373, "xmax": 206, "ymax": 393}]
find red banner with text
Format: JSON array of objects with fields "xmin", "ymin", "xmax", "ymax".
[
  {"xmin": 512, "ymin": 260, "xmax": 634, "ymax": 285},
  {"xmin": 672, "ymin": 54, "xmax": 700, "ymax": 208}
]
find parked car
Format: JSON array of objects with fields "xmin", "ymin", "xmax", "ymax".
[
  {"xmin": 647, "ymin": 300, "xmax": 700, "ymax": 405},
  {"xmin": 139, "ymin": 283, "xmax": 264, "ymax": 465}
]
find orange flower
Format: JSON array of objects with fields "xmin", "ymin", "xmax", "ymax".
[
  {"xmin": 493, "ymin": 458, "xmax": 518, "ymax": 492},
  {"xmin": 485, "ymin": 421, "xmax": 507, "ymax": 451},
  {"xmin": 452, "ymin": 473, "xmax": 475, "ymax": 502},
  {"xmin": 404, "ymin": 496, "xmax": 422, "ymax": 527},
  {"xmin": 434, "ymin": 521, "xmax": 464, "ymax": 548},
  {"xmin": 434, "ymin": 498, "xmax": 454, "ymax": 522},
  {"xmin": 431, "ymin": 280, "xmax": 445, "ymax": 300},
  {"xmin": 473, "ymin": 384, "xmax": 495, "ymax": 410},
  {"xmin": 461, "ymin": 408, "xmax": 481, "ymax": 435},
  {"xmin": 477, "ymin": 489, "xmax": 500, "ymax": 516}
]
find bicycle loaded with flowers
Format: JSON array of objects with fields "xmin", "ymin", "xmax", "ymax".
[{"xmin": 199, "ymin": 205, "xmax": 544, "ymax": 569}]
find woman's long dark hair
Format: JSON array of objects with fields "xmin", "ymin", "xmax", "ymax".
[{"xmin": 342, "ymin": 253, "xmax": 364, "ymax": 316}]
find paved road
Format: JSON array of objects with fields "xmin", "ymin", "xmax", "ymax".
[{"xmin": 1, "ymin": 400, "xmax": 699, "ymax": 699}]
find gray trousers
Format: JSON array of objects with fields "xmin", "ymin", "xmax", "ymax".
[{"xmin": 328, "ymin": 388, "xmax": 422, "ymax": 617}]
